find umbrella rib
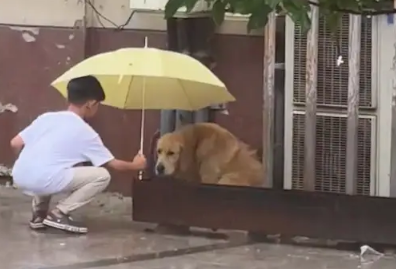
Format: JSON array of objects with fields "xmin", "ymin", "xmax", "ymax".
[
  {"xmin": 177, "ymin": 79, "xmax": 194, "ymax": 111},
  {"xmin": 124, "ymin": 75, "xmax": 136, "ymax": 108}
]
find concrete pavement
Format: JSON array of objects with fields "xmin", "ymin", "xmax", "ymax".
[{"xmin": 1, "ymin": 185, "xmax": 396, "ymax": 269}]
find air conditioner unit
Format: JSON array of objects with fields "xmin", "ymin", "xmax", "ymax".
[
  {"xmin": 285, "ymin": 111, "xmax": 377, "ymax": 196},
  {"xmin": 130, "ymin": 0, "xmax": 211, "ymax": 16},
  {"xmin": 290, "ymin": 14, "xmax": 377, "ymax": 108},
  {"xmin": 283, "ymin": 13, "xmax": 386, "ymax": 196}
]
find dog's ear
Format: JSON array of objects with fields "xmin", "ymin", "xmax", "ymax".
[
  {"xmin": 177, "ymin": 141, "xmax": 184, "ymax": 153},
  {"xmin": 178, "ymin": 141, "xmax": 195, "ymax": 173}
]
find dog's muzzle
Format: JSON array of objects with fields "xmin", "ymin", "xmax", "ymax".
[{"xmin": 155, "ymin": 163, "xmax": 165, "ymax": 175}]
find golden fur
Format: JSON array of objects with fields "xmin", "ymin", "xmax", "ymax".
[{"xmin": 155, "ymin": 123, "xmax": 264, "ymax": 187}]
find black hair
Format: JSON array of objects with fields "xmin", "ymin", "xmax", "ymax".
[{"xmin": 67, "ymin": 75, "xmax": 105, "ymax": 105}]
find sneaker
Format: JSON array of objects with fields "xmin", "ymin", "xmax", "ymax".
[
  {"xmin": 29, "ymin": 211, "xmax": 47, "ymax": 230},
  {"xmin": 43, "ymin": 210, "xmax": 88, "ymax": 234}
]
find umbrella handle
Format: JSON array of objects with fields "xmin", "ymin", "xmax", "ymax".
[
  {"xmin": 138, "ymin": 146, "xmax": 143, "ymax": 180},
  {"xmin": 138, "ymin": 146, "xmax": 144, "ymax": 180},
  {"xmin": 144, "ymin": 36, "xmax": 148, "ymax": 48},
  {"xmin": 138, "ymin": 93, "xmax": 145, "ymax": 181},
  {"xmin": 138, "ymin": 72, "xmax": 146, "ymax": 181}
]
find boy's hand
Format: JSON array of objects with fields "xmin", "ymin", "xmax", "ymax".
[{"xmin": 132, "ymin": 153, "xmax": 147, "ymax": 170}]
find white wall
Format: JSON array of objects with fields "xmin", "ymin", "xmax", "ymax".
[{"xmin": 0, "ymin": 0, "xmax": 263, "ymax": 35}]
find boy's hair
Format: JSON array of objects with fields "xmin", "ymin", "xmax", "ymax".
[{"xmin": 67, "ymin": 75, "xmax": 105, "ymax": 105}]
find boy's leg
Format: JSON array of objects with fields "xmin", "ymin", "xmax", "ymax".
[
  {"xmin": 30, "ymin": 195, "xmax": 51, "ymax": 230},
  {"xmin": 43, "ymin": 166, "xmax": 111, "ymax": 233}
]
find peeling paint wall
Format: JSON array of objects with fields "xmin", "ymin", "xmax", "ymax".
[
  {"xmin": 0, "ymin": 0, "xmax": 266, "ymax": 195},
  {"xmin": 0, "ymin": 1, "xmax": 167, "ymax": 195},
  {"xmin": 8, "ymin": 27, "xmax": 40, "ymax": 44},
  {"xmin": 0, "ymin": 164, "xmax": 12, "ymax": 177},
  {"xmin": 0, "ymin": 102, "xmax": 17, "ymax": 114}
]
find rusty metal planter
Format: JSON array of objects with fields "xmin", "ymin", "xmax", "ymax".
[{"xmin": 133, "ymin": 178, "xmax": 396, "ymax": 245}]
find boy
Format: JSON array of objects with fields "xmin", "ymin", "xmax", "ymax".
[{"xmin": 10, "ymin": 75, "xmax": 146, "ymax": 233}]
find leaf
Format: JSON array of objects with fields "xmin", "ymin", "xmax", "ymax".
[
  {"xmin": 266, "ymin": 0, "xmax": 282, "ymax": 9},
  {"xmin": 229, "ymin": 0, "xmax": 260, "ymax": 15},
  {"xmin": 212, "ymin": 0, "xmax": 226, "ymax": 25},
  {"xmin": 323, "ymin": 11, "xmax": 341, "ymax": 35},
  {"xmin": 247, "ymin": 3, "xmax": 272, "ymax": 33},
  {"xmin": 185, "ymin": 0, "xmax": 201, "ymax": 13},
  {"xmin": 336, "ymin": 0, "xmax": 361, "ymax": 13},
  {"xmin": 283, "ymin": 0, "xmax": 311, "ymax": 33},
  {"xmin": 164, "ymin": 0, "xmax": 185, "ymax": 18},
  {"xmin": 297, "ymin": 10, "xmax": 311, "ymax": 33}
]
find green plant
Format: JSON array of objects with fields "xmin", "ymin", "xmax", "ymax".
[{"xmin": 164, "ymin": 0, "xmax": 395, "ymax": 33}]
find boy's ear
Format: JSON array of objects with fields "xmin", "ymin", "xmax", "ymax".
[{"xmin": 86, "ymin": 100, "xmax": 96, "ymax": 109}]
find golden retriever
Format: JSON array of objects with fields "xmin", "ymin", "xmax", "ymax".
[{"xmin": 155, "ymin": 123, "xmax": 264, "ymax": 187}]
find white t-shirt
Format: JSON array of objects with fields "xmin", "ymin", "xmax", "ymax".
[{"xmin": 12, "ymin": 111, "xmax": 115, "ymax": 195}]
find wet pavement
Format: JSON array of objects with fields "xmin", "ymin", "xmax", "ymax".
[{"xmin": 1, "ymin": 185, "xmax": 396, "ymax": 269}]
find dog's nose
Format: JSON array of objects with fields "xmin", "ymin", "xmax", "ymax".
[{"xmin": 155, "ymin": 163, "xmax": 165, "ymax": 175}]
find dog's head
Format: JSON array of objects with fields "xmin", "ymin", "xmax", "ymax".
[{"xmin": 155, "ymin": 133, "xmax": 184, "ymax": 176}]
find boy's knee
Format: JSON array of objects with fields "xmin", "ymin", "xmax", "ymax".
[{"xmin": 96, "ymin": 167, "xmax": 111, "ymax": 186}]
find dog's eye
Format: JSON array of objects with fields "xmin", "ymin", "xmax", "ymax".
[
  {"xmin": 157, "ymin": 149, "xmax": 162, "ymax": 155},
  {"xmin": 167, "ymin": 151, "xmax": 175, "ymax": 156}
]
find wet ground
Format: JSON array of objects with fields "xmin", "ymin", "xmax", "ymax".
[{"xmin": 1, "ymin": 185, "xmax": 396, "ymax": 269}]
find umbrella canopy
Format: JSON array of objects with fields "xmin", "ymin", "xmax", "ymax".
[{"xmin": 51, "ymin": 47, "xmax": 235, "ymax": 110}]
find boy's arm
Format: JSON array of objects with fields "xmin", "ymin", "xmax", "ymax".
[
  {"xmin": 84, "ymin": 135, "xmax": 146, "ymax": 171},
  {"xmin": 10, "ymin": 135, "xmax": 25, "ymax": 156},
  {"xmin": 11, "ymin": 115, "xmax": 41, "ymax": 156},
  {"xmin": 105, "ymin": 158, "xmax": 145, "ymax": 171}
]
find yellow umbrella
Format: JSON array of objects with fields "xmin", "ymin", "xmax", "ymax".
[
  {"xmin": 51, "ymin": 48, "xmax": 235, "ymax": 110},
  {"xmin": 51, "ymin": 42, "xmax": 235, "ymax": 178}
]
